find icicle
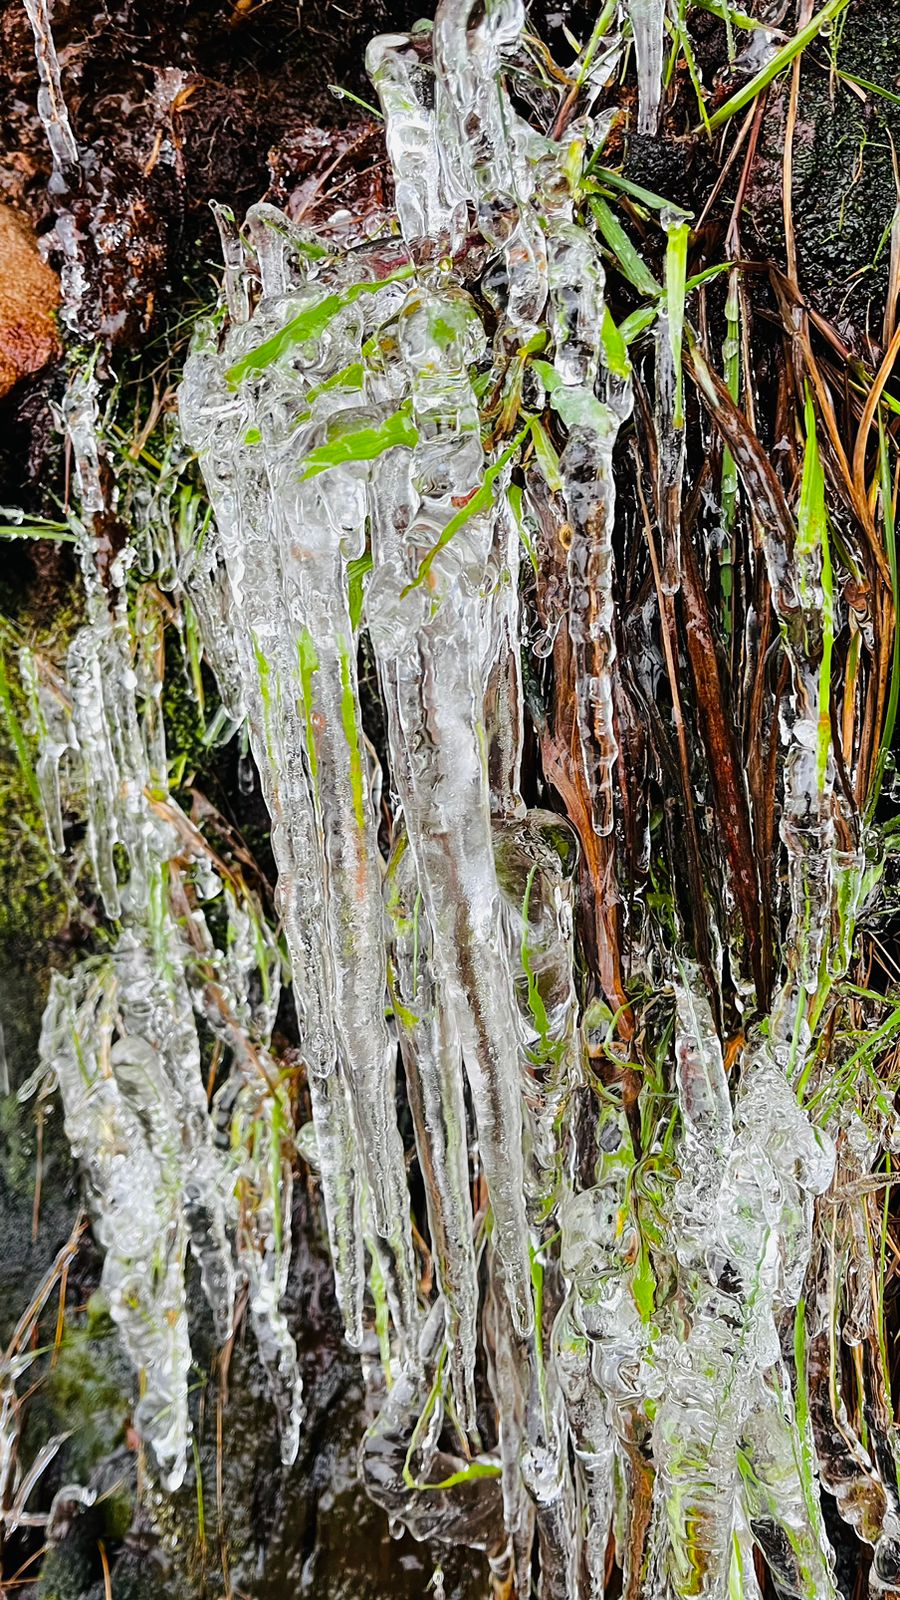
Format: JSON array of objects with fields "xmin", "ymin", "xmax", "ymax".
[
  {"xmin": 368, "ymin": 463, "xmax": 534, "ymax": 1334},
  {"xmin": 399, "ymin": 284, "xmax": 484, "ymax": 503},
  {"xmin": 244, "ymin": 203, "xmax": 290, "ymax": 298},
  {"xmin": 22, "ymin": 0, "xmax": 79, "ymax": 171},
  {"xmin": 807, "ymin": 1300, "xmax": 889, "ymax": 1550},
  {"xmin": 276, "ymin": 528, "xmax": 417, "ymax": 1351},
  {"xmin": 482, "ymin": 495, "xmax": 525, "ymax": 817},
  {"xmin": 304, "ymin": 1064, "xmax": 366, "ymax": 1345},
  {"xmin": 729, "ymin": 1505, "xmax": 765, "ymax": 1600},
  {"xmin": 739, "ymin": 1369, "xmax": 838, "ymax": 1600},
  {"xmin": 641, "ymin": 979, "xmax": 837, "ymax": 1596},
  {"xmin": 210, "ymin": 202, "xmax": 250, "ymax": 325},
  {"xmin": 656, "ymin": 212, "xmax": 690, "ymax": 596},
  {"xmin": 552, "ymin": 1294, "xmax": 615, "ymax": 1600},
  {"xmin": 133, "ymin": 585, "xmax": 167, "ymax": 795},
  {"xmin": 67, "ymin": 620, "xmax": 123, "ymax": 915},
  {"xmin": 385, "ymin": 830, "xmax": 478, "ymax": 1432},
  {"xmin": 19, "ymin": 646, "xmax": 74, "ymax": 854},
  {"xmin": 357, "ymin": 268, "xmax": 534, "ymax": 1335},
  {"xmin": 561, "ymin": 389, "xmax": 624, "ymax": 837},
  {"xmin": 624, "ymin": 0, "xmax": 666, "ymax": 135},
  {"xmin": 644, "ymin": 982, "xmax": 742, "ymax": 1596},
  {"xmin": 380, "ymin": 601, "xmax": 534, "ymax": 1334},
  {"xmin": 360, "ymin": 1300, "xmax": 506, "ymax": 1548},
  {"xmin": 433, "ymin": 0, "xmax": 547, "ymax": 330},
  {"xmin": 182, "ymin": 564, "xmax": 245, "ymax": 731},
  {"xmin": 114, "ymin": 917, "xmax": 236, "ymax": 1342},
  {"xmin": 44, "ymin": 970, "xmax": 192, "ymax": 1490},
  {"xmin": 557, "ymin": 1122, "xmax": 650, "ymax": 1599},
  {"xmin": 267, "ymin": 382, "xmax": 420, "ymax": 1357},
  {"xmin": 494, "ymin": 812, "xmax": 579, "ymax": 1223},
  {"xmin": 227, "ymin": 1062, "xmax": 304, "ymax": 1465},
  {"xmin": 28, "ymin": 358, "xmax": 320, "ymax": 1472},
  {"xmin": 773, "ymin": 666, "xmax": 836, "ymax": 1059},
  {"xmin": 546, "ymin": 225, "xmax": 607, "ymax": 391},
  {"xmin": 179, "ymin": 320, "xmax": 340, "ymax": 1087},
  {"xmin": 526, "ymin": 1398, "xmax": 580, "ymax": 1600},
  {"xmin": 366, "ymin": 29, "xmax": 467, "ymax": 259},
  {"xmin": 62, "ymin": 367, "xmax": 105, "ymax": 522},
  {"xmin": 182, "ymin": 264, "xmax": 421, "ymax": 1361},
  {"xmin": 538, "ymin": 202, "xmax": 632, "ymax": 837},
  {"xmin": 671, "ymin": 961, "xmax": 732, "ymax": 1255},
  {"xmin": 482, "ymin": 1251, "xmax": 534, "ymax": 1580},
  {"xmin": 655, "ymin": 309, "xmax": 685, "ymax": 597}
]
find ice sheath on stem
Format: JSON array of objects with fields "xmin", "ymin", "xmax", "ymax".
[
  {"xmin": 181, "ymin": 273, "xmax": 422, "ymax": 1361},
  {"xmin": 385, "ymin": 830, "xmax": 479, "ymax": 1431}
]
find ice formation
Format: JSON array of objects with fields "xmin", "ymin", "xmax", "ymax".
[
  {"xmin": 17, "ymin": 0, "xmax": 900, "ymax": 1592},
  {"xmin": 22, "ymin": 0, "xmax": 78, "ymax": 171},
  {"xmin": 20, "ymin": 367, "xmax": 303, "ymax": 1491}
]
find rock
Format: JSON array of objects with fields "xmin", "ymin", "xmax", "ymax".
[{"xmin": 0, "ymin": 204, "xmax": 60, "ymax": 397}]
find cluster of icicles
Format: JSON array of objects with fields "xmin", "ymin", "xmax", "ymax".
[
  {"xmin": 17, "ymin": 0, "xmax": 900, "ymax": 1593},
  {"xmin": 19, "ymin": 363, "xmax": 303, "ymax": 1493}
]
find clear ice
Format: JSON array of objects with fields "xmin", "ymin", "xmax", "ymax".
[
  {"xmin": 17, "ymin": 0, "xmax": 896, "ymax": 1592},
  {"xmin": 22, "ymin": 366, "xmax": 304, "ymax": 1489}
]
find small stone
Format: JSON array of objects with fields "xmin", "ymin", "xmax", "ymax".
[{"xmin": 0, "ymin": 203, "xmax": 60, "ymax": 398}]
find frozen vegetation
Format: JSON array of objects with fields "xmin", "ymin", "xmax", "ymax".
[{"xmin": 11, "ymin": 0, "xmax": 900, "ymax": 1594}]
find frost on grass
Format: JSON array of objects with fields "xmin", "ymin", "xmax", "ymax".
[{"xmin": 15, "ymin": 0, "xmax": 900, "ymax": 1592}]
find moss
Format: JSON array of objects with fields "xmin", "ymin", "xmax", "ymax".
[
  {"xmin": 160, "ymin": 623, "xmax": 217, "ymax": 788},
  {"xmin": 44, "ymin": 1315, "xmax": 131, "ymax": 1477},
  {"xmin": 101, "ymin": 1484, "xmax": 136, "ymax": 1542},
  {"xmin": 0, "ymin": 1088, "xmax": 39, "ymax": 1191},
  {"xmin": 36, "ymin": 1542, "xmax": 96, "ymax": 1600},
  {"xmin": 0, "ymin": 555, "xmax": 81, "ymax": 964},
  {"xmin": 0, "ymin": 723, "xmax": 70, "ymax": 954}
]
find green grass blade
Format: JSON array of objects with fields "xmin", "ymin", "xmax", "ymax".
[
  {"xmin": 226, "ymin": 266, "xmax": 415, "ymax": 386},
  {"xmin": 671, "ymin": 14, "xmax": 712, "ymax": 134},
  {"xmin": 705, "ymin": 0, "xmax": 852, "ymax": 131},
  {"xmin": 665, "ymin": 216, "xmax": 691, "ymax": 429},
  {"xmin": 299, "ymin": 404, "xmax": 418, "ymax": 478},
  {"xmin": 0, "ymin": 521, "xmax": 76, "ymax": 542},
  {"xmin": 691, "ymin": 0, "xmax": 774, "ymax": 30},
  {"xmin": 797, "ymin": 387, "xmax": 833, "ymax": 792},
  {"xmin": 588, "ymin": 167, "xmax": 692, "ymax": 217},
  {"xmin": 403, "ymin": 422, "xmax": 532, "ymax": 595},
  {"xmin": 588, "ymin": 197, "xmax": 661, "ymax": 296},
  {"xmin": 529, "ymin": 417, "xmax": 564, "ymax": 492}
]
